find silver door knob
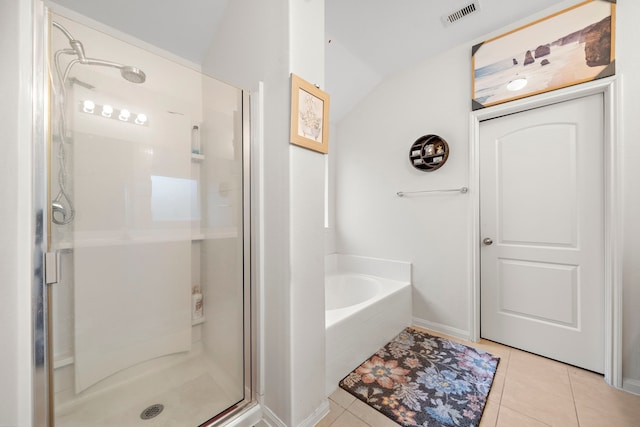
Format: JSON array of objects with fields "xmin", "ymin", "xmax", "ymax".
[{"xmin": 483, "ymin": 237, "xmax": 493, "ymax": 246}]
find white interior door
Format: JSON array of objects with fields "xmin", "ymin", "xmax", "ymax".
[{"xmin": 480, "ymin": 94, "xmax": 604, "ymax": 373}]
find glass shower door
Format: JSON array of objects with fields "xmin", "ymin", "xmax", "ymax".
[{"xmin": 48, "ymin": 12, "xmax": 250, "ymax": 427}]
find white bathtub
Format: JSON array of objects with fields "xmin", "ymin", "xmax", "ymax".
[{"xmin": 325, "ymin": 255, "xmax": 412, "ymax": 395}]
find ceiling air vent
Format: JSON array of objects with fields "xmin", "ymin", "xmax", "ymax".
[{"xmin": 441, "ymin": 1, "xmax": 481, "ymax": 27}]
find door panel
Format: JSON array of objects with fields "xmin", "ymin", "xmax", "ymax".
[
  {"xmin": 498, "ymin": 259, "xmax": 577, "ymax": 327},
  {"xmin": 480, "ymin": 94, "xmax": 604, "ymax": 373},
  {"xmin": 498, "ymin": 125, "xmax": 578, "ymax": 247}
]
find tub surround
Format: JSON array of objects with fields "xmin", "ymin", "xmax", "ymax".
[
  {"xmin": 325, "ymin": 253, "xmax": 411, "ymax": 282},
  {"xmin": 325, "ymin": 254, "xmax": 412, "ymax": 395}
]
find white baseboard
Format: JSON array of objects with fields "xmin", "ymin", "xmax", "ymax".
[
  {"xmin": 260, "ymin": 405, "xmax": 287, "ymax": 427},
  {"xmin": 260, "ymin": 400, "xmax": 330, "ymax": 427},
  {"xmin": 298, "ymin": 399, "xmax": 330, "ymax": 427},
  {"xmin": 622, "ymin": 377, "xmax": 640, "ymax": 396},
  {"xmin": 412, "ymin": 317, "xmax": 471, "ymax": 341}
]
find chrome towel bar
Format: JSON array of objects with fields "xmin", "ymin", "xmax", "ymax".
[{"xmin": 396, "ymin": 187, "xmax": 468, "ymax": 197}]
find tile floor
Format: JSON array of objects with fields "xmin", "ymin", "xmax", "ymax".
[{"xmin": 319, "ymin": 327, "xmax": 640, "ymax": 427}]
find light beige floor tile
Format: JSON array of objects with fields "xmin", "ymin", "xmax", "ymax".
[
  {"xmin": 346, "ymin": 398, "xmax": 398, "ymax": 427},
  {"xmin": 316, "ymin": 400, "xmax": 346, "ymax": 427},
  {"xmin": 495, "ymin": 358, "xmax": 509, "ymax": 378},
  {"xmin": 573, "ymin": 399, "xmax": 640, "ymax": 427},
  {"xmin": 479, "ymin": 398, "xmax": 500, "ymax": 427},
  {"xmin": 329, "ymin": 387, "xmax": 356, "ymax": 409},
  {"xmin": 496, "ymin": 406, "xmax": 551, "ymax": 427},
  {"xmin": 569, "ymin": 367, "xmax": 640, "ymax": 426},
  {"xmin": 501, "ymin": 369, "xmax": 578, "ymax": 427},
  {"xmin": 569, "ymin": 366, "xmax": 640, "ymax": 408},
  {"xmin": 476, "ymin": 339, "xmax": 513, "ymax": 357},
  {"xmin": 487, "ymin": 372, "xmax": 505, "ymax": 403},
  {"xmin": 330, "ymin": 410, "xmax": 370, "ymax": 427},
  {"xmin": 507, "ymin": 348, "xmax": 570, "ymax": 379},
  {"xmin": 505, "ymin": 350, "xmax": 573, "ymax": 397}
]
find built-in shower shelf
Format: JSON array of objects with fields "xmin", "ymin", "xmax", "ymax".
[
  {"xmin": 192, "ymin": 316, "xmax": 205, "ymax": 326},
  {"xmin": 191, "ymin": 153, "xmax": 205, "ymax": 162},
  {"xmin": 54, "ymin": 354, "xmax": 74, "ymax": 370},
  {"xmin": 192, "ymin": 227, "xmax": 238, "ymax": 240},
  {"xmin": 56, "ymin": 241, "xmax": 74, "ymax": 250}
]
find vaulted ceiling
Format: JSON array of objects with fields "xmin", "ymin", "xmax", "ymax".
[
  {"xmin": 53, "ymin": 0, "xmax": 562, "ymax": 121},
  {"xmin": 324, "ymin": 0, "xmax": 561, "ymax": 121}
]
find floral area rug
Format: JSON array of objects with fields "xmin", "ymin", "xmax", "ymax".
[{"xmin": 339, "ymin": 327, "xmax": 499, "ymax": 427}]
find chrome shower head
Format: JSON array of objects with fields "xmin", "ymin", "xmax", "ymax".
[
  {"xmin": 82, "ymin": 58, "xmax": 147, "ymax": 84},
  {"xmin": 53, "ymin": 21, "xmax": 147, "ymax": 85},
  {"xmin": 120, "ymin": 66, "xmax": 146, "ymax": 84}
]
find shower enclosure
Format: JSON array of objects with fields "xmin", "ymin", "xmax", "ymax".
[{"xmin": 39, "ymin": 9, "xmax": 255, "ymax": 426}]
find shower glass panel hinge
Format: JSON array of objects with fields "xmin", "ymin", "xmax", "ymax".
[{"xmin": 45, "ymin": 251, "xmax": 59, "ymax": 285}]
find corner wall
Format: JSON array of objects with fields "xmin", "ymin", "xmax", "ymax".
[
  {"xmin": 617, "ymin": 0, "xmax": 640, "ymax": 394},
  {"xmin": 334, "ymin": 0, "xmax": 640, "ymax": 392},
  {"xmin": 202, "ymin": 1, "xmax": 293, "ymax": 423},
  {"xmin": 288, "ymin": 1, "xmax": 328, "ymax": 424},
  {"xmin": 0, "ymin": 0, "xmax": 22, "ymax": 422},
  {"xmin": 203, "ymin": 0, "xmax": 329, "ymax": 425}
]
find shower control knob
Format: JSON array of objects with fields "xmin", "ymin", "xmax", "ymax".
[{"xmin": 482, "ymin": 237, "xmax": 493, "ymax": 246}]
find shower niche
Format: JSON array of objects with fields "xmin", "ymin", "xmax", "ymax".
[{"xmin": 48, "ymin": 12, "xmax": 251, "ymax": 427}]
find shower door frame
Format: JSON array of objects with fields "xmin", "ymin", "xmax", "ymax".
[
  {"xmin": 32, "ymin": 0, "xmax": 51, "ymax": 425},
  {"xmin": 31, "ymin": 4, "xmax": 258, "ymax": 425}
]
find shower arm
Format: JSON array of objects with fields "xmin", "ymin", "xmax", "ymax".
[
  {"xmin": 52, "ymin": 21, "xmax": 75, "ymax": 43},
  {"xmin": 52, "ymin": 21, "xmax": 117, "ymax": 82},
  {"xmin": 52, "ymin": 20, "xmax": 146, "ymax": 85},
  {"xmin": 62, "ymin": 58, "xmax": 131, "ymax": 84}
]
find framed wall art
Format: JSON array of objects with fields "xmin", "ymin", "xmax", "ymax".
[
  {"xmin": 472, "ymin": 0, "xmax": 615, "ymax": 110},
  {"xmin": 290, "ymin": 73, "xmax": 330, "ymax": 154}
]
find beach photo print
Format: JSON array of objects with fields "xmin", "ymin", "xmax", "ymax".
[{"xmin": 472, "ymin": 0, "xmax": 615, "ymax": 110}]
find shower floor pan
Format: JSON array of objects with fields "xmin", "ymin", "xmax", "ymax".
[{"xmin": 54, "ymin": 350, "xmax": 240, "ymax": 427}]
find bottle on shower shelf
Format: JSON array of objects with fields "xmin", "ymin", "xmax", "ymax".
[
  {"xmin": 192, "ymin": 124, "xmax": 201, "ymax": 154},
  {"xmin": 192, "ymin": 285, "xmax": 203, "ymax": 321}
]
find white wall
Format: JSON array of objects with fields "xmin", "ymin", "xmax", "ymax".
[
  {"xmin": 334, "ymin": 0, "xmax": 640, "ymax": 392},
  {"xmin": 617, "ymin": 0, "xmax": 640, "ymax": 394},
  {"xmin": 0, "ymin": 0, "xmax": 21, "ymax": 423},
  {"xmin": 288, "ymin": 1, "xmax": 328, "ymax": 425},
  {"xmin": 0, "ymin": 0, "xmax": 34, "ymax": 425},
  {"xmin": 335, "ymin": 40, "xmax": 472, "ymax": 336}
]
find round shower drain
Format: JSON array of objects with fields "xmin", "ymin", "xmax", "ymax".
[{"xmin": 140, "ymin": 403, "xmax": 164, "ymax": 420}]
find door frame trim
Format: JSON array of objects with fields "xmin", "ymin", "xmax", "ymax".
[{"xmin": 468, "ymin": 76, "xmax": 622, "ymax": 387}]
